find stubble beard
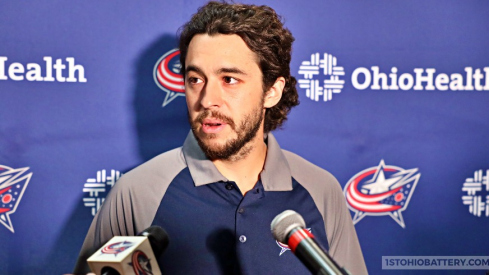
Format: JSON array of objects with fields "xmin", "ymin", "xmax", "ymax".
[{"xmin": 189, "ymin": 103, "xmax": 264, "ymax": 161}]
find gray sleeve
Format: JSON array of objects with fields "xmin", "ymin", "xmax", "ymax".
[
  {"xmin": 73, "ymin": 148, "xmax": 186, "ymax": 274},
  {"xmin": 283, "ymin": 150, "xmax": 368, "ymax": 275}
]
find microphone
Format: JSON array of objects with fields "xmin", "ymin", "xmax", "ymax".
[
  {"xmin": 87, "ymin": 226, "xmax": 169, "ymax": 275},
  {"xmin": 271, "ymin": 210, "xmax": 350, "ymax": 275},
  {"xmin": 139, "ymin": 225, "xmax": 170, "ymax": 259}
]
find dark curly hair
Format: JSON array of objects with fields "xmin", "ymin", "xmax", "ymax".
[{"xmin": 178, "ymin": 1, "xmax": 299, "ymax": 132}]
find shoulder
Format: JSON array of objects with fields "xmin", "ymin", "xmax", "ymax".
[
  {"xmin": 74, "ymin": 147, "xmax": 189, "ymax": 274},
  {"xmin": 98, "ymin": 147, "xmax": 188, "ymax": 234},
  {"xmin": 107, "ymin": 147, "xmax": 187, "ymax": 228},
  {"xmin": 114, "ymin": 147, "xmax": 187, "ymax": 192},
  {"xmin": 282, "ymin": 150, "xmax": 367, "ymax": 274},
  {"xmin": 282, "ymin": 150, "xmax": 346, "ymax": 220},
  {"xmin": 282, "ymin": 150, "xmax": 341, "ymax": 193}
]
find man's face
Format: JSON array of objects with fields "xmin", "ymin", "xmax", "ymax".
[{"xmin": 184, "ymin": 34, "xmax": 266, "ymax": 160}]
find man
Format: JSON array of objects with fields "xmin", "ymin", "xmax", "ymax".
[{"xmin": 75, "ymin": 2, "xmax": 367, "ymax": 274}]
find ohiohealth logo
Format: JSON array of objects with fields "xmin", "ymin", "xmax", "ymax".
[
  {"xmin": 352, "ymin": 67, "xmax": 489, "ymax": 91},
  {"xmin": 344, "ymin": 160, "xmax": 420, "ymax": 228},
  {"xmin": 0, "ymin": 57, "xmax": 87, "ymax": 82},
  {"xmin": 297, "ymin": 53, "xmax": 345, "ymax": 102},
  {"xmin": 296, "ymin": 50, "xmax": 489, "ymax": 102},
  {"xmin": 462, "ymin": 169, "xmax": 489, "ymax": 217},
  {"xmin": 154, "ymin": 49, "xmax": 185, "ymax": 107},
  {"xmin": 82, "ymin": 169, "xmax": 122, "ymax": 216},
  {"xmin": 0, "ymin": 165, "xmax": 32, "ymax": 233}
]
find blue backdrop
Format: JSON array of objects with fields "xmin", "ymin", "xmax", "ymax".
[{"xmin": 1, "ymin": 1, "xmax": 488, "ymax": 274}]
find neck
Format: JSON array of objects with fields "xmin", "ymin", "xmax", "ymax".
[{"xmin": 212, "ymin": 132, "xmax": 268, "ymax": 195}]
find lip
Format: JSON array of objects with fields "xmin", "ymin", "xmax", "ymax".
[{"xmin": 201, "ymin": 118, "xmax": 228, "ymax": 134}]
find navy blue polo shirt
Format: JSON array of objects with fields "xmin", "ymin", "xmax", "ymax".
[
  {"xmin": 152, "ymin": 171, "xmax": 328, "ymax": 274},
  {"xmin": 75, "ymin": 132, "xmax": 367, "ymax": 275}
]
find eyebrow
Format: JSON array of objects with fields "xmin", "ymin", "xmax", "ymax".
[
  {"xmin": 185, "ymin": 65, "xmax": 204, "ymax": 77},
  {"xmin": 216, "ymin": 67, "xmax": 248, "ymax": 76},
  {"xmin": 185, "ymin": 65, "xmax": 248, "ymax": 77}
]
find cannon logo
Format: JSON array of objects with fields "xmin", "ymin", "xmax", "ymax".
[
  {"xmin": 153, "ymin": 48, "xmax": 185, "ymax": 107},
  {"xmin": 0, "ymin": 165, "xmax": 32, "ymax": 233},
  {"xmin": 343, "ymin": 160, "xmax": 420, "ymax": 228}
]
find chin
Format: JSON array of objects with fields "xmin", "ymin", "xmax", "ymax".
[{"xmin": 202, "ymin": 137, "xmax": 231, "ymax": 149}]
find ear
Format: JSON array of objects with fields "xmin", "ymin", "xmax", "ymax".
[{"xmin": 264, "ymin": 77, "xmax": 285, "ymax": 108}]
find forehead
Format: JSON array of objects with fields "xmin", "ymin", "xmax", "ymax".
[{"xmin": 185, "ymin": 34, "xmax": 260, "ymax": 72}]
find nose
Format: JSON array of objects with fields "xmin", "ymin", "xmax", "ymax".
[{"xmin": 200, "ymin": 78, "xmax": 223, "ymax": 109}]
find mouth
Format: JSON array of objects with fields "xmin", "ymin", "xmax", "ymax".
[
  {"xmin": 201, "ymin": 118, "xmax": 227, "ymax": 134},
  {"xmin": 204, "ymin": 122, "xmax": 223, "ymax": 127}
]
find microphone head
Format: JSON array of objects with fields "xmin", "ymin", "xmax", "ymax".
[
  {"xmin": 139, "ymin": 225, "xmax": 170, "ymax": 257},
  {"xmin": 271, "ymin": 210, "xmax": 306, "ymax": 243}
]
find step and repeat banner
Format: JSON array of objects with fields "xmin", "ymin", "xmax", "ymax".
[{"xmin": 1, "ymin": 1, "xmax": 488, "ymax": 274}]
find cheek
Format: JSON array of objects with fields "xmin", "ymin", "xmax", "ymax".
[{"xmin": 185, "ymin": 92, "xmax": 199, "ymax": 109}]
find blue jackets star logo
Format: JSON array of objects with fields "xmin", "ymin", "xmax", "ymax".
[
  {"xmin": 0, "ymin": 165, "xmax": 32, "ymax": 233},
  {"xmin": 101, "ymin": 241, "xmax": 135, "ymax": 257},
  {"xmin": 343, "ymin": 160, "xmax": 420, "ymax": 228}
]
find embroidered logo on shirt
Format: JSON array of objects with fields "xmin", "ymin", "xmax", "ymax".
[{"xmin": 275, "ymin": 228, "xmax": 311, "ymax": 256}]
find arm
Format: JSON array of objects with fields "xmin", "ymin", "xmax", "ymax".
[
  {"xmin": 73, "ymin": 148, "xmax": 185, "ymax": 274},
  {"xmin": 283, "ymin": 150, "xmax": 368, "ymax": 274},
  {"xmin": 323, "ymin": 178, "xmax": 368, "ymax": 275}
]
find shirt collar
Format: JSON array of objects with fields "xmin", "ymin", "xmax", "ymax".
[{"xmin": 182, "ymin": 131, "xmax": 292, "ymax": 191}]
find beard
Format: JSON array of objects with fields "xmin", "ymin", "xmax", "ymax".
[{"xmin": 189, "ymin": 103, "xmax": 264, "ymax": 161}]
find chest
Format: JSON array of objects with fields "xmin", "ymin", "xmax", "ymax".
[{"xmin": 151, "ymin": 177, "xmax": 329, "ymax": 274}]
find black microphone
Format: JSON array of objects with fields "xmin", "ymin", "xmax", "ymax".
[
  {"xmin": 271, "ymin": 210, "xmax": 350, "ymax": 275},
  {"xmin": 101, "ymin": 266, "xmax": 120, "ymax": 275},
  {"xmin": 139, "ymin": 225, "xmax": 170, "ymax": 259},
  {"xmin": 88, "ymin": 226, "xmax": 169, "ymax": 275}
]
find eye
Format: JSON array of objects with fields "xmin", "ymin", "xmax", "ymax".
[
  {"xmin": 223, "ymin": 76, "xmax": 238, "ymax": 84},
  {"xmin": 187, "ymin": 77, "xmax": 203, "ymax": 85}
]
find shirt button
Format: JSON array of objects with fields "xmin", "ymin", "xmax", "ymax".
[
  {"xmin": 239, "ymin": 235, "xmax": 247, "ymax": 243},
  {"xmin": 225, "ymin": 183, "xmax": 234, "ymax": 190},
  {"xmin": 238, "ymin": 208, "xmax": 245, "ymax": 214}
]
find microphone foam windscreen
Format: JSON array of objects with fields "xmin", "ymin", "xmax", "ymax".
[
  {"xmin": 139, "ymin": 225, "xmax": 170, "ymax": 257},
  {"xmin": 270, "ymin": 210, "xmax": 306, "ymax": 243}
]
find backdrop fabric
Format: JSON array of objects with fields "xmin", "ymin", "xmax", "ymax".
[{"xmin": 1, "ymin": 1, "xmax": 488, "ymax": 274}]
